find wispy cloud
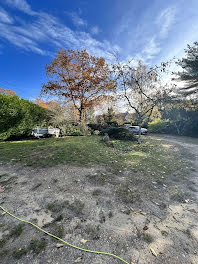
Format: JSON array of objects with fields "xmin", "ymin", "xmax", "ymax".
[
  {"xmin": 0, "ymin": 3, "xmax": 118, "ymax": 60},
  {"xmin": 0, "ymin": 7, "xmax": 14, "ymax": 24},
  {"xmin": 68, "ymin": 12, "xmax": 87, "ymax": 27},
  {"xmin": 0, "ymin": 22, "xmax": 47, "ymax": 55},
  {"xmin": 156, "ymin": 7, "xmax": 177, "ymax": 38},
  {"xmin": 4, "ymin": 0, "xmax": 36, "ymax": 15},
  {"xmin": 143, "ymin": 37, "xmax": 161, "ymax": 60},
  {"xmin": 90, "ymin": 26, "xmax": 100, "ymax": 35}
]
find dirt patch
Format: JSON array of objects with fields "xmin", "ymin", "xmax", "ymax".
[{"xmin": 0, "ymin": 135, "xmax": 198, "ymax": 263}]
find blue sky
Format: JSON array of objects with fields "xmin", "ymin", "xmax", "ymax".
[{"xmin": 0, "ymin": 0, "xmax": 198, "ymax": 99}]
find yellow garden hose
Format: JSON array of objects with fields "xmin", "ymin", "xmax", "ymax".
[{"xmin": 0, "ymin": 205, "xmax": 130, "ymax": 264}]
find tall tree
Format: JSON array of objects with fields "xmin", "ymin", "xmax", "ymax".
[
  {"xmin": 103, "ymin": 107, "xmax": 116, "ymax": 125},
  {"xmin": 176, "ymin": 42, "xmax": 198, "ymax": 97},
  {"xmin": 35, "ymin": 97, "xmax": 48, "ymax": 109},
  {"xmin": 113, "ymin": 60, "xmax": 172, "ymax": 143},
  {"xmin": 0, "ymin": 87, "xmax": 16, "ymax": 95},
  {"xmin": 42, "ymin": 49, "xmax": 115, "ymax": 122}
]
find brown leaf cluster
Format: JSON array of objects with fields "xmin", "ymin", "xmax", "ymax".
[{"xmin": 41, "ymin": 49, "xmax": 116, "ymax": 122}]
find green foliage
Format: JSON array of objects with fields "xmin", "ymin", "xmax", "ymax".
[
  {"xmin": 12, "ymin": 248, "xmax": 27, "ymax": 259},
  {"xmin": 103, "ymin": 107, "xmax": 118, "ymax": 126},
  {"xmin": 176, "ymin": 42, "xmax": 198, "ymax": 96},
  {"xmin": 0, "ymin": 94, "xmax": 47, "ymax": 140},
  {"xmin": 100, "ymin": 127, "xmax": 136, "ymax": 141},
  {"xmin": 60, "ymin": 123, "xmax": 91, "ymax": 136},
  {"xmin": 0, "ymin": 239, "xmax": 6, "ymax": 248},
  {"xmin": 10, "ymin": 224, "xmax": 23, "ymax": 237},
  {"xmin": 148, "ymin": 119, "xmax": 170, "ymax": 133},
  {"xmin": 148, "ymin": 102, "xmax": 198, "ymax": 137},
  {"xmin": 142, "ymin": 233, "xmax": 153, "ymax": 243},
  {"xmin": 88, "ymin": 122, "xmax": 108, "ymax": 132},
  {"xmin": 28, "ymin": 239, "xmax": 47, "ymax": 254}
]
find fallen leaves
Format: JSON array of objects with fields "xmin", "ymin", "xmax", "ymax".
[
  {"xmin": 80, "ymin": 239, "xmax": 87, "ymax": 244},
  {"xmin": 143, "ymin": 226, "xmax": 149, "ymax": 231},
  {"xmin": 56, "ymin": 243, "xmax": 64, "ymax": 248},
  {"xmin": 150, "ymin": 247, "xmax": 157, "ymax": 257},
  {"xmin": 75, "ymin": 257, "xmax": 82, "ymax": 262}
]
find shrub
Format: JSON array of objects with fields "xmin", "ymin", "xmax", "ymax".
[
  {"xmin": 100, "ymin": 127, "xmax": 136, "ymax": 140},
  {"xmin": 88, "ymin": 123, "xmax": 108, "ymax": 131},
  {"xmin": 148, "ymin": 119, "xmax": 170, "ymax": 133},
  {"xmin": 92, "ymin": 130, "xmax": 100, "ymax": 135},
  {"xmin": 60, "ymin": 123, "xmax": 91, "ymax": 136},
  {"xmin": 0, "ymin": 94, "xmax": 48, "ymax": 140}
]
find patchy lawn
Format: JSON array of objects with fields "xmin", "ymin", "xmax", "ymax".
[
  {"xmin": 0, "ymin": 135, "xmax": 198, "ymax": 264},
  {"xmin": 0, "ymin": 135, "xmax": 191, "ymax": 175}
]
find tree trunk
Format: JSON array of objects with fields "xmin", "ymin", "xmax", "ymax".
[
  {"xmin": 137, "ymin": 116, "xmax": 142, "ymax": 144},
  {"xmin": 79, "ymin": 110, "xmax": 82, "ymax": 123},
  {"xmin": 138, "ymin": 126, "xmax": 141, "ymax": 144},
  {"xmin": 79, "ymin": 102, "xmax": 86, "ymax": 123}
]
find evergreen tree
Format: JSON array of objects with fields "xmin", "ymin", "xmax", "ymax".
[{"xmin": 176, "ymin": 42, "xmax": 198, "ymax": 96}]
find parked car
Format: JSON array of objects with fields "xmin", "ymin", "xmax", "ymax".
[
  {"xmin": 123, "ymin": 125, "xmax": 148, "ymax": 135},
  {"xmin": 32, "ymin": 127, "xmax": 60, "ymax": 138}
]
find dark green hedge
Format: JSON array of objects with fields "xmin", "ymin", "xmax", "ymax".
[
  {"xmin": 100, "ymin": 127, "xmax": 136, "ymax": 141},
  {"xmin": 0, "ymin": 94, "xmax": 48, "ymax": 140}
]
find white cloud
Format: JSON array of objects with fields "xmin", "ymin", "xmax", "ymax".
[
  {"xmin": 156, "ymin": 7, "xmax": 177, "ymax": 38},
  {"xmin": 69, "ymin": 12, "xmax": 87, "ymax": 27},
  {"xmin": 0, "ymin": 7, "xmax": 119, "ymax": 60},
  {"xmin": 143, "ymin": 37, "xmax": 161, "ymax": 59},
  {"xmin": 0, "ymin": 22, "xmax": 46, "ymax": 54},
  {"xmin": 5, "ymin": 0, "xmax": 36, "ymax": 15},
  {"xmin": 0, "ymin": 7, "xmax": 14, "ymax": 24},
  {"xmin": 90, "ymin": 26, "xmax": 100, "ymax": 35}
]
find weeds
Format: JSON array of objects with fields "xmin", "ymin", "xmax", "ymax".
[
  {"xmin": 55, "ymin": 215, "xmax": 63, "ymax": 222},
  {"xmin": 116, "ymin": 185, "xmax": 139, "ymax": 204},
  {"xmin": 10, "ymin": 224, "xmax": 23, "ymax": 237},
  {"xmin": 68, "ymin": 200, "xmax": 85, "ymax": 215},
  {"xmin": 108, "ymin": 211, "xmax": 113, "ymax": 218},
  {"xmin": 142, "ymin": 233, "xmax": 153, "ymax": 243},
  {"xmin": 0, "ymin": 249, "xmax": 10, "ymax": 257},
  {"xmin": 84, "ymin": 224, "xmax": 100, "ymax": 240},
  {"xmin": 92, "ymin": 189, "xmax": 103, "ymax": 196},
  {"xmin": 28, "ymin": 239, "xmax": 47, "ymax": 254},
  {"xmin": 55, "ymin": 225, "xmax": 64, "ymax": 238},
  {"xmin": 0, "ymin": 239, "xmax": 6, "ymax": 248},
  {"xmin": 12, "ymin": 248, "xmax": 27, "ymax": 259},
  {"xmin": 47, "ymin": 202, "xmax": 59, "ymax": 212}
]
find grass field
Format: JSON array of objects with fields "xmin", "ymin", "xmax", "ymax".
[{"xmin": 0, "ymin": 135, "xmax": 189, "ymax": 177}]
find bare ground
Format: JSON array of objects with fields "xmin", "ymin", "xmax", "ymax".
[{"xmin": 0, "ymin": 134, "xmax": 198, "ymax": 264}]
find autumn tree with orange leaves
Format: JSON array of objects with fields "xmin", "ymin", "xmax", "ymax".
[
  {"xmin": 42, "ymin": 49, "xmax": 115, "ymax": 122},
  {"xmin": 0, "ymin": 87, "xmax": 16, "ymax": 95},
  {"xmin": 34, "ymin": 97, "xmax": 48, "ymax": 109}
]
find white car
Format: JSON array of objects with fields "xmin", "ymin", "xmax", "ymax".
[
  {"xmin": 32, "ymin": 127, "xmax": 60, "ymax": 138},
  {"xmin": 124, "ymin": 125, "xmax": 148, "ymax": 135}
]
